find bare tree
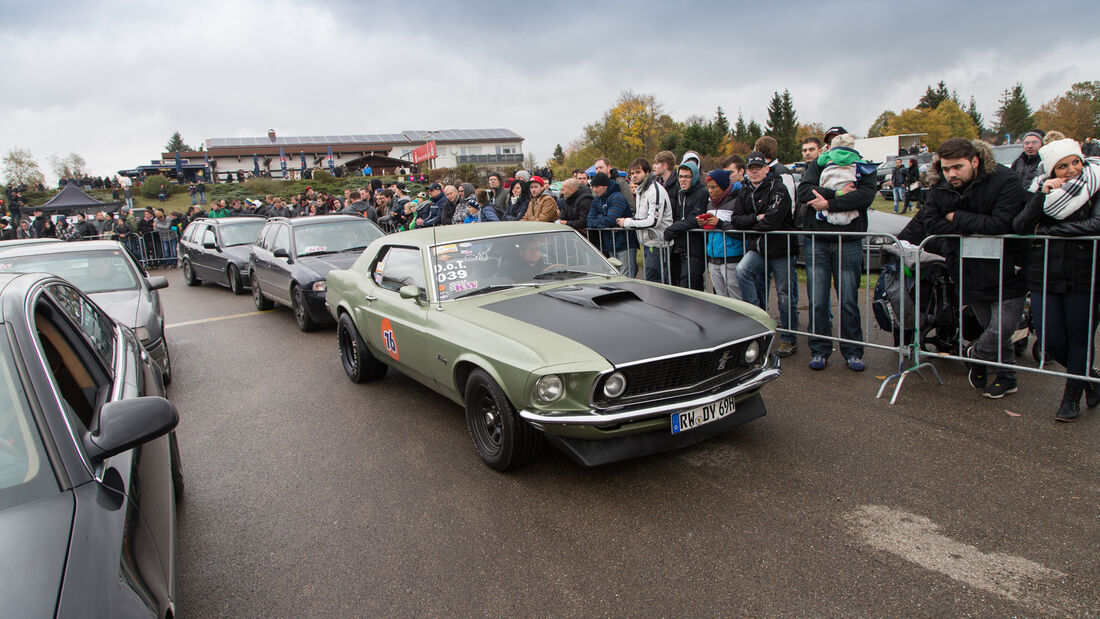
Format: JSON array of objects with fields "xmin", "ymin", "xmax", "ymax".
[
  {"xmin": 49, "ymin": 152, "xmax": 88, "ymax": 180},
  {"xmin": 2, "ymin": 147, "xmax": 46, "ymax": 185}
]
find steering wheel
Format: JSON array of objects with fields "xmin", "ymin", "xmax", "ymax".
[{"xmin": 541, "ymin": 263, "xmax": 567, "ymax": 272}]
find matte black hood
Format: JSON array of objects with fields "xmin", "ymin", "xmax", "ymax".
[
  {"xmin": 483, "ymin": 281, "xmax": 768, "ymax": 365},
  {"xmin": 0, "ymin": 492, "xmax": 75, "ymax": 617}
]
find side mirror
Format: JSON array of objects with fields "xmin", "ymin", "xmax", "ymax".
[
  {"xmin": 399, "ymin": 284, "xmax": 421, "ymax": 300},
  {"xmin": 273, "ymin": 248, "xmax": 289, "ymax": 259},
  {"xmin": 146, "ymin": 276, "xmax": 169, "ymax": 290},
  {"xmin": 203, "ymin": 241, "xmax": 217, "ymax": 250},
  {"xmin": 607, "ymin": 257, "xmax": 623, "ymax": 269},
  {"xmin": 83, "ymin": 396, "xmax": 179, "ymax": 463}
]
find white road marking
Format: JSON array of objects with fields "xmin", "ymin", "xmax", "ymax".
[
  {"xmin": 850, "ymin": 505, "xmax": 1065, "ymax": 609},
  {"xmin": 165, "ymin": 310, "xmax": 274, "ymax": 329}
]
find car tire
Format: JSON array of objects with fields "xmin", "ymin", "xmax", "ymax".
[
  {"xmin": 182, "ymin": 259, "xmax": 200, "ymax": 286},
  {"xmin": 337, "ymin": 313, "xmax": 386, "ymax": 382},
  {"xmin": 252, "ymin": 272, "xmax": 274, "ymax": 310},
  {"xmin": 464, "ymin": 368, "xmax": 540, "ymax": 471},
  {"xmin": 161, "ymin": 345, "xmax": 172, "ymax": 386},
  {"xmin": 169, "ymin": 431, "xmax": 184, "ymax": 500},
  {"xmin": 292, "ymin": 285, "xmax": 318, "ymax": 332},
  {"xmin": 228, "ymin": 264, "xmax": 245, "ymax": 295}
]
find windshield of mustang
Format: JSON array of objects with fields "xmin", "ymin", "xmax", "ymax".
[{"xmin": 431, "ymin": 230, "xmax": 616, "ymax": 300}]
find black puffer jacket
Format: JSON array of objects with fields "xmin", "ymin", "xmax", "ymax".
[
  {"xmin": 923, "ymin": 140, "xmax": 1027, "ymax": 302},
  {"xmin": 559, "ymin": 185, "xmax": 592, "ymax": 231},
  {"xmin": 1011, "ymin": 152, "xmax": 1041, "ymax": 195},
  {"xmin": 725, "ymin": 171, "xmax": 798, "ymax": 258},
  {"xmin": 1013, "ymin": 185, "xmax": 1100, "ymax": 294}
]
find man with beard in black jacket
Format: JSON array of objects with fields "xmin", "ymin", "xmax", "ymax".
[
  {"xmin": 557, "ymin": 178, "xmax": 591, "ymax": 231},
  {"xmin": 923, "ymin": 137, "xmax": 1027, "ymax": 399}
]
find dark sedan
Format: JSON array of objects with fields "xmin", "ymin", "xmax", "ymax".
[
  {"xmin": 179, "ymin": 217, "xmax": 267, "ymax": 294},
  {"xmin": 250, "ymin": 215, "xmax": 385, "ymax": 331},
  {"xmin": 0, "ymin": 272, "xmax": 181, "ymax": 617},
  {"xmin": 0, "ymin": 240, "xmax": 173, "ymax": 384}
]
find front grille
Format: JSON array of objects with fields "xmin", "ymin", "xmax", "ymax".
[{"xmin": 593, "ymin": 336, "xmax": 770, "ymax": 407}]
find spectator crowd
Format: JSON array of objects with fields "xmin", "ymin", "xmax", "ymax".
[{"xmin": 3, "ymin": 126, "xmax": 1099, "ymax": 422}]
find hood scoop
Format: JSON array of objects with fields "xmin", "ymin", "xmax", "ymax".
[{"xmin": 539, "ymin": 285, "xmax": 641, "ymax": 309}]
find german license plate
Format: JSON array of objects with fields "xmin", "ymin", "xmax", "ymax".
[{"xmin": 670, "ymin": 395, "xmax": 736, "ymax": 434}]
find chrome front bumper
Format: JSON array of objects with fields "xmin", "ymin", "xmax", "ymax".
[{"xmin": 519, "ymin": 355, "xmax": 781, "ymax": 427}]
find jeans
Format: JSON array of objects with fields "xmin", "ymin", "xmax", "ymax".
[
  {"xmin": 892, "ymin": 186, "xmax": 907, "ymax": 212},
  {"xmin": 190, "ymin": 194, "xmax": 198, "ymax": 205},
  {"xmin": 643, "ymin": 245, "xmax": 671, "ymax": 284},
  {"xmin": 806, "ymin": 240, "xmax": 864, "ymax": 359},
  {"xmin": 160, "ymin": 238, "xmax": 177, "ymax": 266},
  {"xmin": 125, "ymin": 197, "xmax": 134, "ymax": 209},
  {"xmin": 614, "ymin": 248, "xmax": 638, "ymax": 278},
  {"xmin": 198, "ymin": 190, "xmax": 206, "ymax": 205},
  {"xmin": 1031, "ymin": 292, "xmax": 1100, "ymax": 381},
  {"xmin": 737, "ymin": 250, "xmax": 799, "ymax": 343},
  {"xmin": 709, "ymin": 260, "xmax": 742, "ymax": 300},
  {"xmin": 670, "ymin": 252, "xmax": 705, "ymax": 290},
  {"xmin": 969, "ymin": 295, "xmax": 1026, "ymax": 380}
]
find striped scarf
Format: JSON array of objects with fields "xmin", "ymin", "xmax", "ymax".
[{"xmin": 1035, "ymin": 157, "xmax": 1100, "ymax": 220}]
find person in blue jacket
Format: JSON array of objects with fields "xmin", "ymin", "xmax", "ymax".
[{"xmin": 587, "ymin": 172, "xmax": 637, "ymax": 276}]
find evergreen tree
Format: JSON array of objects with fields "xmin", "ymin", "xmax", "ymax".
[
  {"xmin": 994, "ymin": 83, "xmax": 1036, "ymax": 140},
  {"xmin": 747, "ymin": 120, "xmax": 763, "ymax": 145},
  {"xmin": 765, "ymin": 90, "xmax": 799, "ymax": 162},
  {"xmin": 966, "ymin": 96, "xmax": 985, "ymax": 135},
  {"xmin": 733, "ymin": 111, "xmax": 749, "ymax": 145},
  {"xmin": 713, "ymin": 106, "xmax": 730, "ymax": 141},
  {"xmin": 917, "ymin": 81, "xmax": 952, "ymax": 109},
  {"xmin": 552, "ymin": 144, "xmax": 565, "ymax": 165},
  {"xmin": 165, "ymin": 131, "xmax": 193, "ymax": 152}
]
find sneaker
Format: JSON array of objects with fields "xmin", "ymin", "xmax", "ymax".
[
  {"xmin": 775, "ymin": 341, "xmax": 797, "ymax": 358},
  {"xmin": 809, "ymin": 355, "xmax": 826, "ymax": 371},
  {"xmin": 965, "ymin": 346, "xmax": 987, "ymax": 390},
  {"xmin": 847, "ymin": 357, "xmax": 865, "ymax": 372},
  {"xmin": 982, "ymin": 378, "xmax": 1018, "ymax": 399}
]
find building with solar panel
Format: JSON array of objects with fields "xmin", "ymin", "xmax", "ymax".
[{"xmin": 141, "ymin": 128, "xmax": 525, "ymax": 182}]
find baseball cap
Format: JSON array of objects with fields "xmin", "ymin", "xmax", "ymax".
[
  {"xmin": 824, "ymin": 126, "xmax": 848, "ymax": 144},
  {"xmin": 428, "ymin": 182, "xmax": 443, "ymax": 191},
  {"xmin": 745, "ymin": 151, "xmax": 768, "ymax": 168},
  {"xmin": 529, "ymin": 175, "xmax": 545, "ymax": 186}
]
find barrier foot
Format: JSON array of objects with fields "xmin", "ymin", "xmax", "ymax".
[{"xmin": 876, "ymin": 361, "xmax": 943, "ymax": 405}]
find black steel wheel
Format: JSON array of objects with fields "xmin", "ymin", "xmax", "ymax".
[
  {"xmin": 182, "ymin": 259, "xmax": 200, "ymax": 286},
  {"xmin": 228, "ymin": 264, "xmax": 245, "ymax": 295},
  {"xmin": 292, "ymin": 285, "xmax": 318, "ymax": 332},
  {"xmin": 251, "ymin": 272, "xmax": 274, "ymax": 310},
  {"xmin": 161, "ymin": 344, "xmax": 172, "ymax": 386},
  {"xmin": 337, "ymin": 313, "xmax": 386, "ymax": 383},
  {"xmin": 464, "ymin": 368, "xmax": 539, "ymax": 471}
]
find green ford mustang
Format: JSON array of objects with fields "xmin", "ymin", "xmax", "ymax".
[{"xmin": 325, "ymin": 222, "xmax": 780, "ymax": 470}]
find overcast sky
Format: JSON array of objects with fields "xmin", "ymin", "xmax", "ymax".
[{"xmin": 3, "ymin": 0, "xmax": 1098, "ymax": 183}]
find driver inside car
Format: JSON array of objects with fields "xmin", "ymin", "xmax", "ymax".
[{"xmin": 511, "ymin": 237, "xmax": 549, "ymax": 282}]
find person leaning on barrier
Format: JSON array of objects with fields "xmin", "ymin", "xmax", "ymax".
[
  {"xmin": 619, "ymin": 158, "xmax": 673, "ymax": 284},
  {"xmin": 1012, "ymin": 130, "xmax": 1045, "ymax": 196},
  {"xmin": 696, "ymin": 168, "xmax": 744, "ymax": 299},
  {"xmin": 923, "ymin": 137, "xmax": 1027, "ymax": 400},
  {"xmin": 1012, "ymin": 138, "xmax": 1100, "ymax": 421},
  {"xmin": 797, "ymin": 132, "xmax": 876, "ymax": 372},
  {"xmin": 587, "ymin": 172, "xmax": 638, "ymax": 277},
  {"xmin": 663, "ymin": 161, "xmax": 708, "ymax": 290},
  {"xmin": 523, "ymin": 176, "xmax": 560, "ymax": 223},
  {"xmin": 730, "ymin": 153, "xmax": 800, "ymax": 357},
  {"xmin": 557, "ymin": 178, "xmax": 592, "ymax": 232}
]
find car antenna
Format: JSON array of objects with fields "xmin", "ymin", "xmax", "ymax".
[{"xmin": 432, "ymin": 217, "xmax": 442, "ymax": 310}]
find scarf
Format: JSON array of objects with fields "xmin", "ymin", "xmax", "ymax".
[
  {"xmin": 817, "ymin": 147, "xmax": 863, "ymax": 167},
  {"xmin": 1036, "ymin": 157, "xmax": 1100, "ymax": 220},
  {"xmin": 709, "ymin": 182, "xmax": 735, "ymax": 209},
  {"xmin": 510, "ymin": 195, "xmax": 520, "ymax": 205}
]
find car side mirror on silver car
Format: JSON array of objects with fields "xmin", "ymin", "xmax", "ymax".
[
  {"xmin": 146, "ymin": 276, "xmax": 169, "ymax": 290},
  {"xmin": 83, "ymin": 396, "xmax": 179, "ymax": 463}
]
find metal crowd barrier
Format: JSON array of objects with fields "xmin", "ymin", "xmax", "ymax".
[
  {"xmin": 116, "ymin": 230, "xmax": 182, "ymax": 270},
  {"xmin": 884, "ymin": 233, "xmax": 1100, "ymax": 403}
]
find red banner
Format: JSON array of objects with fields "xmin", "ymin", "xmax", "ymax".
[{"xmin": 411, "ymin": 140, "xmax": 438, "ymax": 164}]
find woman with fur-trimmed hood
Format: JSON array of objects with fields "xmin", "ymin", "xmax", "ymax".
[{"xmin": 1013, "ymin": 138, "xmax": 1100, "ymax": 421}]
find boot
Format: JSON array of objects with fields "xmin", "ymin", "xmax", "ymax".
[
  {"xmin": 1085, "ymin": 368, "xmax": 1100, "ymax": 408},
  {"xmin": 1055, "ymin": 380, "xmax": 1083, "ymax": 422}
]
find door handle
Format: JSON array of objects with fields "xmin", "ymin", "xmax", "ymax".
[{"xmin": 363, "ymin": 293, "xmax": 377, "ymax": 302}]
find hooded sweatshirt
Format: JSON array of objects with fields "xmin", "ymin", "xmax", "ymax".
[
  {"xmin": 623, "ymin": 173, "xmax": 673, "ymax": 247},
  {"xmin": 663, "ymin": 161, "xmax": 707, "ymax": 256},
  {"xmin": 587, "ymin": 180, "xmax": 635, "ymax": 254}
]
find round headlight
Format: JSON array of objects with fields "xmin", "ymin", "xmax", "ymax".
[
  {"xmin": 603, "ymin": 371, "xmax": 627, "ymax": 399},
  {"xmin": 312, "ymin": 280, "xmax": 327, "ymax": 292},
  {"xmin": 535, "ymin": 375, "xmax": 564, "ymax": 403},
  {"xmin": 743, "ymin": 341, "xmax": 760, "ymax": 364}
]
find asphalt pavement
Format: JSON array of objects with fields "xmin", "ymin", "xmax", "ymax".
[{"xmin": 160, "ymin": 268, "xmax": 1099, "ymax": 617}]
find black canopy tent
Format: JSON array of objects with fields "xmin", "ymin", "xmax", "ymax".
[{"xmin": 38, "ymin": 182, "xmax": 121, "ymax": 216}]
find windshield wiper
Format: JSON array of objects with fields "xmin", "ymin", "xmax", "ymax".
[
  {"xmin": 299, "ymin": 250, "xmax": 340, "ymax": 257},
  {"xmin": 455, "ymin": 283, "xmax": 540, "ymax": 299},
  {"xmin": 532, "ymin": 269, "xmax": 603, "ymax": 280}
]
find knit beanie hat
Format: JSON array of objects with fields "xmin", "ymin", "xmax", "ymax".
[
  {"xmin": 1022, "ymin": 130, "xmax": 1045, "ymax": 143},
  {"xmin": 706, "ymin": 169, "xmax": 731, "ymax": 190},
  {"xmin": 1038, "ymin": 139, "xmax": 1083, "ymax": 176},
  {"xmin": 590, "ymin": 172, "xmax": 611, "ymax": 187}
]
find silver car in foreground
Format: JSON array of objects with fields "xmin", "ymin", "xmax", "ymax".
[{"xmin": 0, "ymin": 240, "xmax": 172, "ymax": 383}]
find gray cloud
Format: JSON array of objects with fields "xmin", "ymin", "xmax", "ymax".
[{"xmin": 2, "ymin": 0, "xmax": 1097, "ymax": 182}]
